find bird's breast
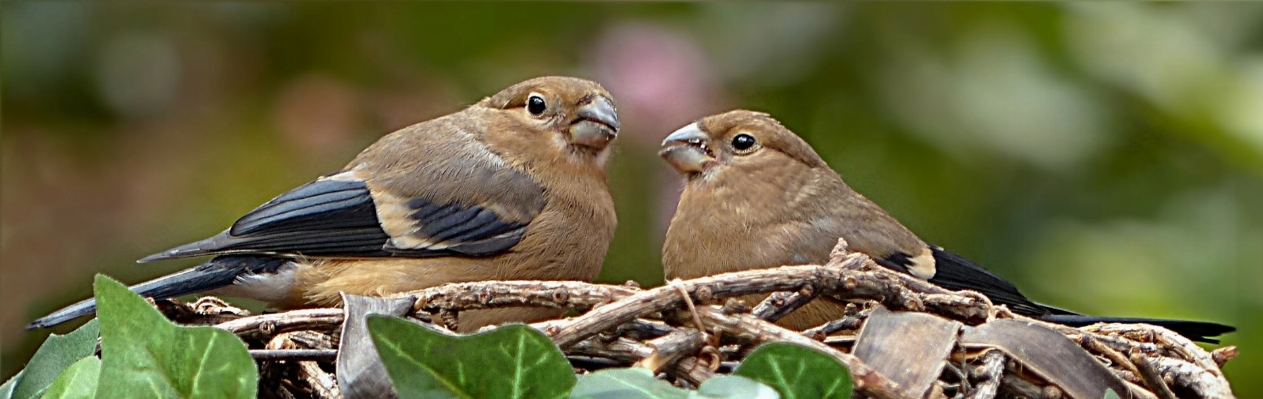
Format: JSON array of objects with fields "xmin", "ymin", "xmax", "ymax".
[{"xmin": 507, "ymin": 182, "xmax": 615, "ymax": 282}]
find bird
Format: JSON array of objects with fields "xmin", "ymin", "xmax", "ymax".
[
  {"xmin": 29, "ymin": 76, "xmax": 621, "ymax": 332},
  {"xmin": 658, "ymin": 109, "xmax": 1235, "ymax": 343}
]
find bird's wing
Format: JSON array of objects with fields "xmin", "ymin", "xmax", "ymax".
[{"xmin": 141, "ymin": 119, "xmax": 547, "ymax": 262}]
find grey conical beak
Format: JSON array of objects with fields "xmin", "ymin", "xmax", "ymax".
[
  {"xmin": 659, "ymin": 123, "xmax": 715, "ymax": 174},
  {"xmin": 569, "ymin": 96, "xmax": 619, "ymax": 150}
]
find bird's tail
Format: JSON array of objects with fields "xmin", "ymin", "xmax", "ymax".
[
  {"xmin": 26, "ymin": 256, "xmax": 288, "ymax": 330},
  {"xmin": 1038, "ymin": 313, "xmax": 1236, "ymax": 344},
  {"xmin": 928, "ymin": 246, "xmax": 1235, "ymax": 344}
]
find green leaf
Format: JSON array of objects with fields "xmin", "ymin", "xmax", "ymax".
[
  {"xmin": 38, "ymin": 357, "xmax": 100, "ymax": 399},
  {"xmin": 570, "ymin": 368, "xmax": 690, "ymax": 399},
  {"xmin": 12, "ymin": 320, "xmax": 100, "ymax": 399},
  {"xmin": 572, "ymin": 369, "xmax": 778, "ymax": 399},
  {"xmin": 1104, "ymin": 388, "xmax": 1121, "ymax": 399},
  {"xmin": 733, "ymin": 343, "xmax": 851, "ymax": 399},
  {"xmin": 92, "ymin": 275, "xmax": 257, "ymax": 399},
  {"xmin": 696, "ymin": 376, "xmax": 779, "ymax": 399},
  {"xmin": 367, "ymin": 316, "xmax": 575, "ymax": 399},
  {"xmin": 1, "ymin": 371, "xmax": 24, "ymax": 399}
]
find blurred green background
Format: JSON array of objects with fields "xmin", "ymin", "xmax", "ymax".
[{"xmin": 4, "ymin": 2, "xmax": 1261, "ymax": 394}]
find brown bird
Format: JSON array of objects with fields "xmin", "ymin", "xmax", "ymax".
[
  {"xmin": 30, "ymin": 76, "xmax": 621, "ymax": 332},
  {"xmin": 660, "ymin": 110, "xmax": 1234, "ymax": 343}
]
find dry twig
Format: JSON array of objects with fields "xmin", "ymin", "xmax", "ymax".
[{"xmin": 965, "ymin": 350, "xmax": 1004, "ymax": 399}]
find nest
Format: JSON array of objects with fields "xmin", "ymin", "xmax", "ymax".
[{"xmin": 154, "ymin": 240, "xmax": 1237, "ymax": 399}]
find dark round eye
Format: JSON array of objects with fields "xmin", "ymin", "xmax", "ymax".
[
  {"xmin": 731, "ymin": 134, "xmax": 756, "ymax": 151},
  {"xmin": 527, "ymin": 95, "xmax": 547, "ymax": 115}
]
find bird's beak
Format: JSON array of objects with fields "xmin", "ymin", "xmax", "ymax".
[
  {"xmin": 569, "ymin": 96, "xmax": 619, "ymax": 150},
  {"xmin": 659, "ymin": 123, "xmax": 715, "ymax": 174}
]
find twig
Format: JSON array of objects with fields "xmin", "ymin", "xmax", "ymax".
[
  {"xmin": 670, "ymin": 356, "xmax": 718, "ymax": 386},
  {"xmin": 407, "ymin": 280, "xmax": 638, "ymax": 313},
  {"xmin": 611, "ymin": 319, "xmax": 675, "ymax": 341},
  {"xmin": 1211, "ymin": 347, "xmax": 1238, "ymax": 368},
  {"xmin": 267, "ymin": 332, "xmax": 341, "ymax": 399},
  {"xmin": 1150, "ymin": 356, "xmax": 1234, "ymax": 399},
  {"xmin": 1083, "ymin": 335, "xmax": 1142, "ymax": 380},
  {"xmin": 667, "ymin": 279, "xmax": 707, "ymax": 334},
  {"xmin": 802, "ymin": 306, "xmax": 870, "ymax": 341},
  {"xmin": 296, "ymin": 361, "xmax": 341, "ymax": 399},
  {"xmin": 251, "ymin": 349, "xmax": 338, "ymax": 361},
  {"xmin": 752, "ymin": 284, "xmax": 817, "ymax": 322},
  {"xmin": 156, "ymin": 297, "xmax": 252, "ymax": 325},
  {"xmin": 568, "ymin": 335, "xmax": 715, "ymax": 384},
  {"xmin": 1129, "ymin": 349, "xmax": 1178, "ymax": 399},
  {"xmin": 965, "ymin": 350, "xmax": 1004, "ymax": 399},
  {"xmin": 569, "ymin": 337, "xmax": 653, "ymax": 364},
  {"xmin": 1001, "ymin": 374, "xmax": 1050, "ymax": 399},
  {"xmin": 1082, "ymin": 323, "xmax": 1221, "ymax": 375},
  {"xmin": 821, "ymin": 335, "xmax": 857, "ymax": 347},
  {"xmin": 216, "ymin": 308, "xmax": 344, "ymax": 339},
  {"xmin": 636, "ymin": 328, "xmax": 707, "ymax": 373}
]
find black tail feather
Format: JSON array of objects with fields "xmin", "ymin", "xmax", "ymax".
[
  {"xmin": 26, "ymin": 256, "xmax": 288, "ymax": 330},
  {"xmin": 1039, "ymin": 315, "xmax": 1236, "ymax": 344},
  {"xmin": 925, "ymin": 246, "xmax": 1235, "ymax": 344},
  {"xmin": 926, "ymin": 246, "xmax": 1048, "ymax": 316}
]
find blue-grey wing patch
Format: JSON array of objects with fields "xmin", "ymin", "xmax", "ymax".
[
  {"xmin": 140, "ymin": 178, "xmax": 535, "ymax": 262},
  {"xmin": 382, "ymin": 197, "xmax": 528, "ymax": 256}
]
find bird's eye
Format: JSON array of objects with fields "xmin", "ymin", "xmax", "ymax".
[
  {"xmin": 527, "ymin": 94, "xmax": 547, "ymax": 115},
  {"xmin": 731, "ymin": 134, "xmax": 757, "ymax": 151}
]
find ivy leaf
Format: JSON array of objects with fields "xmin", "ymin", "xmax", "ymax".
[
  {"xmin": 367, "ymin": 316, "xmax": 575, "ymax": 399},
  {"xmin": 11, "ymin": 320, "xmax": 99, "ymax": 399},
  {"xmin": 696, "ymin": 376, "xmax": 779, "ymax": 399},
  {"xmin": 572, "ymin": 368, "xmax": 778, "ymax": 399},
  {"xmin": 93, "ymin": 275, "xmax": 257, "ymax": 399},
  {"xmin": 38, "ymin": 357, "xmax": 100, "ymax": 399},
  {"xmin": 733, "ymin": 343, "xmax": 851, "ymax": 399},
  {"xmin": 1, "ymin": 371, "xmax": 23, "ymax": 399},
  {"xmin": 570, "ymin": 368, "xmax": 690, "ymax": 399}
]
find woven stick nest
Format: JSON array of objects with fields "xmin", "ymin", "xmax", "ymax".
[{"xmin": 153, "ymin": 239, "xmax": 1237, "ymax": 399}]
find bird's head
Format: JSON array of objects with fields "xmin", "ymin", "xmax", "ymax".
[
  {"xmin": 660, "ymin": 110, "xmax": 826, "ymax": 182},
  {"xmin": 483, "ymin": 76, "xmax": 620, "ymax": 168}
]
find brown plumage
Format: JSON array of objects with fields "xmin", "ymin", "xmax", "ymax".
[
  {"xmin": 659, "ymin": 110, "xmax": 1233, "ymax": 343},
  {"xmin": 31, "ymin": 76, "xmax": 620, "ymax": 331}
]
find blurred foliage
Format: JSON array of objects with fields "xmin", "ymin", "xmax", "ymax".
[{"xmin": 3, "ymin": 2, "xmax": 1261, "ymax": 395}]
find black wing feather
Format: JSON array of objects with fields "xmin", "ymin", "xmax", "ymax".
[
  {"xmin": 141, "ymin": 179, "xmax": 531, "ymax": 261},
  {"xmin": 232, "ymin": 180, "xmax": 380, "ymax": 235}
]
